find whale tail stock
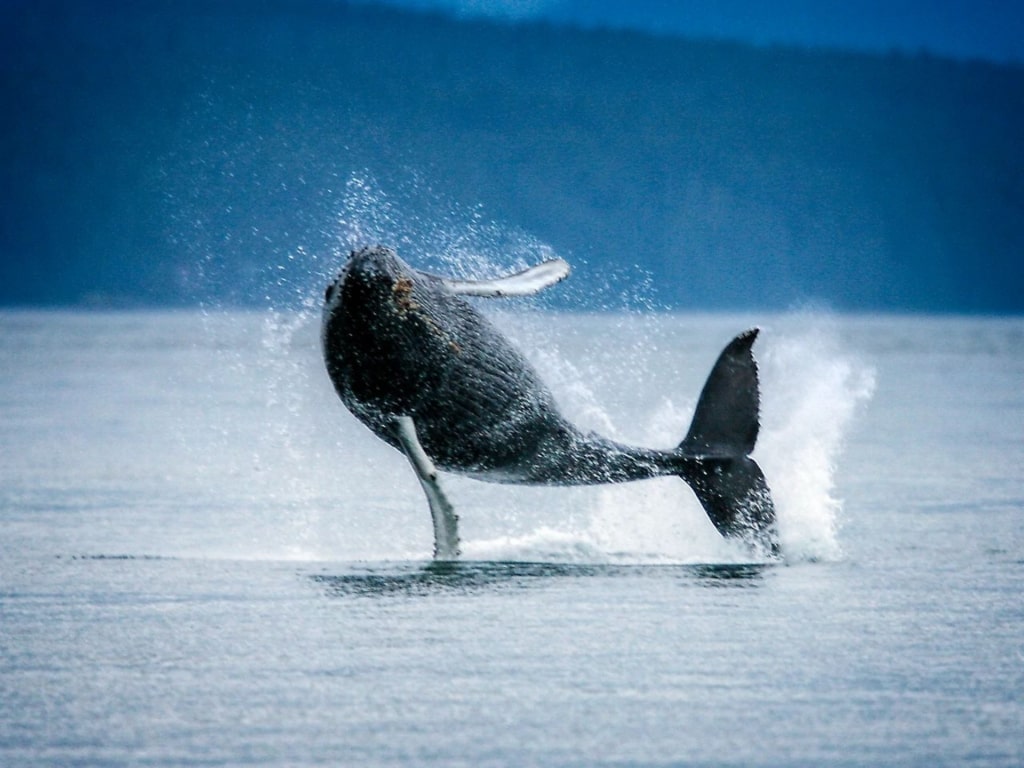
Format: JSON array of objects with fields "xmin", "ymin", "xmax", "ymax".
[{"xmin": 676, "ymin": 329, "xmax": 779, "ymax": 556}]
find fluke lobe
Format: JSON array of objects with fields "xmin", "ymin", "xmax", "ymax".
[{"xmin": 322, "ymin": 246, "xmax": 778, "ymax": 560}]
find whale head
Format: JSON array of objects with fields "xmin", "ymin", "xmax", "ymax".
[
  {"xmin": 320, "ymin": 244, "xmax": 441, "ymax": 371},
  {"xmin": 323, "ymin": 245, "xmax": 412, "ymax": 315},
  {"xmin": 320, "ymin": 244, "xmax": 455, "ymax": 423}
]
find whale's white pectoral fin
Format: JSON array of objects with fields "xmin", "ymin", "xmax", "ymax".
[
  {"xmin": 440, "ymin": 258, "xmax": 571, "ymax": 298},
  {"xmin": 393, "ymin": 415, "xmax": 460, "ymax": 560}
]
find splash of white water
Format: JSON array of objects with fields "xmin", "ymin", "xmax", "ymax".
[{"xmin": 758, "ymin": 319, "xmax": 876, "ymax": 561}]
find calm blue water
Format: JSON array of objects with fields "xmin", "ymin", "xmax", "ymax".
[{"xmin": 1, "ymin": 310, "xmax": 1022, "ymax": 766}]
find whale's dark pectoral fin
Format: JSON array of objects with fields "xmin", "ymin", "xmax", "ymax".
[
  {"xmin": 393, "ymin": 416, "xmax": 460, "ymax": 560},
  {"xmin": 678, "ymin": 329, "xmax": 779, "ymax": 557},
  {"xmin": 436, "ymin": 258, "xmax": 570, "ymax": 298}
]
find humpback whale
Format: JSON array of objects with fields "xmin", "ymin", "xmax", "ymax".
[{"xmin": 322, "ymin": 246, "xmax": 778, "ymax": 560}]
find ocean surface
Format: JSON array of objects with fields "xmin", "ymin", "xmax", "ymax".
[{"xmin": 1, "ymin": 309, "xmax": 1022, "ymax": 766}]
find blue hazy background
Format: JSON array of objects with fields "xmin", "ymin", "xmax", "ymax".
[{"xmin": 2, "ymin": 0, "xmax": 1022, "ymax": 312}]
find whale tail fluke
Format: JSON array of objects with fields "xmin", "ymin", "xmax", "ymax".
[{"xmin": 677, "ymin": 329, "xmax": 779, "ymax": 556}]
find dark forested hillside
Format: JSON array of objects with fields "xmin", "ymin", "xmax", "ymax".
[{"xmin": 2, "ymin": 0, "xmax": 1022, "ymax": 311}]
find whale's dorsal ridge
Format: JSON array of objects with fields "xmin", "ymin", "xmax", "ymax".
[{"xmin": 434, "ymin": 257, "xmax": 571, "ymax": 298}]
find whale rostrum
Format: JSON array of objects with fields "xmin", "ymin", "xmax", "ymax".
[{"xmin": 321, "ymin": 245, "xmax": 778, "ymax": 559}]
